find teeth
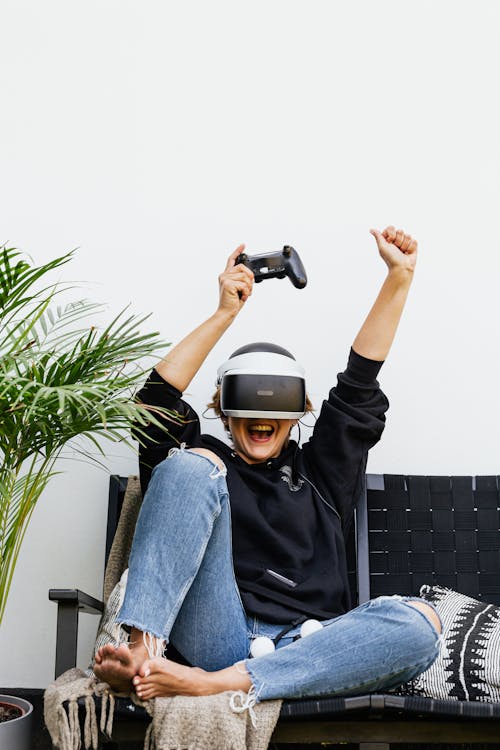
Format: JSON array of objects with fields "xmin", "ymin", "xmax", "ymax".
[{"xmin": 249, "ymin": 425, "xmax": 273, "ymax": 432}]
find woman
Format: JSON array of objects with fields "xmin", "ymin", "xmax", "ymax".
[{"xmin": 95, "ymin": 226, "xmax": 441, "ymax": 705}]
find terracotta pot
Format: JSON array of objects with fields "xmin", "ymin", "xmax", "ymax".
[{"xmin": 0, "ymin": 695, "xmax": 33, "ymax": 750}]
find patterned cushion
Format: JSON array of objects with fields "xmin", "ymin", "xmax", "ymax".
[{"xmin": 397, "ymin": 585, "xmax": 500, "ymax": 702}]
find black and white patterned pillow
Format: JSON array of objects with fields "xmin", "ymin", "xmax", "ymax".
[{"xmin": 397, "ymin": 585, "xmax": 500, "ymax": 702}]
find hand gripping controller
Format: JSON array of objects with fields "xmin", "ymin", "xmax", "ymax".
[{"xmin": 236, "ymin": 246, "xmax": 307, "ymax": 289}]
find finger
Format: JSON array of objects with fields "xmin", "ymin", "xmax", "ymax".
[
  {"xmin": 400, "ymin": 234, "xmax": 412, "ymax": 252},
  {"xmin": 382, "ymin": 225, "xmax": 397, "ymax": 243},
  {"xmin": 220, "ymin": 271, "xmax": 253, "ymax": 294},
  {"xmin": 227, "ymin": 266, "xmax": 254, "ymax": 283},
  {"xmin": 395, "ymin": 229, "xmax": 405, "ymax": 247},
  {"xmin": 221, "ymin": 265, "xmax": 253, "ymax": 293},
  {"xmin": 408, "ymin": 238, "xmax": 418, "ymax": 254},
  {"xmin": 237, "ymin": 280, "xmax": 253, "ymax": 303},
  {"xmin": 225, "ymin": 244, "xmax": 246, "ymax": 272},
  {"xmin": 220, "ymin": 276, "xmax": 252, "ymax": 303},
  {"xmin": 230, "ymin": 260, "xmax": 255, "ymax": 287}
]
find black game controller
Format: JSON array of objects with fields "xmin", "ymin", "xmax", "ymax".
[{"xmin": 236, "ymin": 246, "xmax": 307, "ymax": 289}]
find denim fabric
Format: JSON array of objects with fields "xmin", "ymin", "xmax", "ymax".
[
  {"xmin": 119, "ymin": 447, "xmax": 250, "ymax": 670},
  {"xmin": 245, "ymin": 596, "xmax": 440, "ymax": 701},
  {"xmin": 119, "ymin": 448, "xmax": 440, "ymax": 699}
]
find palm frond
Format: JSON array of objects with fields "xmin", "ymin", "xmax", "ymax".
[{"xmin": 0, "ymin": 246, "xmax": 174, "ymax": 624}]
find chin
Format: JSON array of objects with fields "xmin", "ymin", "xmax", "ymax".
[{"xmin": 243, "ymin": 442, "xmax": 279, "ymax": 463}]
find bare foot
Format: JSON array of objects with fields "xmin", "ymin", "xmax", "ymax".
[
  {"xmin": 94, "ymin": 639, "xmax": 149, "ymax": 692},
  {"xmin": 132, "ymin": 658, "xmax": 252, "ymax": 701},
  {"xmin": 131, "ymin": 658, "xmax": 210, "ymax": 700}
]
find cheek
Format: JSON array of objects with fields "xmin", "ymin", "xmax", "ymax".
[
  {"xmin": 230, "ymin": 425, "xmax": 245, "ymax": 443},
  {"xmin": 276, "ymin": 428, "xmax": 291, "ymax": 445}
]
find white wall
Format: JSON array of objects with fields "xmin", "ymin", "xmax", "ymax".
[{"xmin": 1, "ymin": 0, "xmax": 499, "ymax": 688}]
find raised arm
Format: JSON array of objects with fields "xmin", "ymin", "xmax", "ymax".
[
  {"xmin": 155, "ymin": 245, "xmax": 254, "ymax": 392},
  {"xmin": 352, "ymin": 226, "xmax": 417, "ymax": 362}
]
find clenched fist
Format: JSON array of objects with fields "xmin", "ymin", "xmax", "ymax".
[{"xmin": 370, "ymin": 226, "xmax": 417, "ymax": 273}]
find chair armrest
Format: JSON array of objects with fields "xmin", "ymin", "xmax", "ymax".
[
  {"xmin": 49, "ymin": 588, "xmax": 104, "ymax": 614},
  {"xmin": 49, "ymin": 589, "xmax": 104, "ymax": 678}
]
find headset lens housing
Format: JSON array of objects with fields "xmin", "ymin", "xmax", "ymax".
[{"xmin": 220, "ymin": 373, "xmax": 306, "ymax": 418}]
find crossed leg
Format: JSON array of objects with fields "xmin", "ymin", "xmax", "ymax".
[
  {"xmin": 130, "ymin": 599, "xmax": 441, "ymax": 701},
  {"xmin": 94, "ymin": 447, "xmax": 246, "ymax": 693}
]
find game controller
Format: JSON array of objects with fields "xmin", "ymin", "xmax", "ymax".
[{"xmin": 236, "ymin": 246, "xmax": 307, "ymax": 289}]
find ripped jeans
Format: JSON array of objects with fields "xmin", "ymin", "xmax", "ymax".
[{"xmin": 119, "ymin": 448, "xmax": 441, "ymax": 701}]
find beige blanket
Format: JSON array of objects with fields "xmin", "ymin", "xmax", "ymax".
[{"xmin": 44, "ymin": 668, "xmax": 282, "ymax": 750}]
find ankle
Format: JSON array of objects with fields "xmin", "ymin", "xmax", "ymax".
[
  {"xmin": 195, "ymin": 670, "xmax": 220, "ymax": 696},
  {"xmin": 129, "ymin": 628, "xmax": 165, "ymax": 660},
  {"xmin": 127, "ymin": 629, "xmax": 150, "ymax": 665},
  {"xmin": 205, "ymin": 664, "xmax": 252, "ymax": 695}
]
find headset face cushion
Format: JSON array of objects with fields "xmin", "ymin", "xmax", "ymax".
[{"xmin": 395, "ymin": 585, "xmax": 500, "ymax": 702}]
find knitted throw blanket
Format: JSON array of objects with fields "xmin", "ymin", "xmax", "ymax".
[{"xmin": 44, "ymin": 668, "xmax": 282, "ymax": 750}]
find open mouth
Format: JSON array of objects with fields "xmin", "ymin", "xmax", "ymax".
[{"xmin": 247, "ymin": 423, "xmax": 275, "ymax": 442}]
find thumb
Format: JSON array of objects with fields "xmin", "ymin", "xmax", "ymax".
[{"xmin": 369, "ymin": 228, "xmax": 385, "ymax": 249}]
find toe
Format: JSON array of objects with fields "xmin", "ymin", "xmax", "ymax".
[{"xmin": 139, "ymin": 659, "xmax": 153, "ymax": 677}]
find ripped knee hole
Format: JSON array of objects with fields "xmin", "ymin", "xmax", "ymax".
[
  {"xmin": 185, "ymin": 447, "xmax": 226, "ymax": 472},
  {"xmin": 407, "ymin": 601, "xmax": 442, "ymax": 634}
]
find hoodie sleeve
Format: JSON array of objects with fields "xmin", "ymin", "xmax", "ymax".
[
  {"xmin": 302, "ymin": 348, "xmax": 389, "ymax": 530},
  {"xmin": 135, "ymin": 368, "xmax": 202, "ymax": 494}
]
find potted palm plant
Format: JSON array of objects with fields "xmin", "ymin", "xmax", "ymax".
[{"xmin": 0, "ymin": 245, "xmax": 172, "ymax": 748}]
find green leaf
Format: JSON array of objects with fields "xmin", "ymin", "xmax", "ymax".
[{"xmin": 0, "ymin": 245, "xmax": 175, "ymax": 624}]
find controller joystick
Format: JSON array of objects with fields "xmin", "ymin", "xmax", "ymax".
[{"xmin": 236, "ymin": 246, "xmax": 307, "ymax": 289}]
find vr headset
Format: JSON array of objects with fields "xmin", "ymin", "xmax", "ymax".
[{"xmin": 216, "ymin": 342, "xmax": 306, "ymax": 419}]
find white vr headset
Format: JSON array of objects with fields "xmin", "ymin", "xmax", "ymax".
[{"xmin": 216, "ymin": 345, "xmax": 306, "ymax": 419}]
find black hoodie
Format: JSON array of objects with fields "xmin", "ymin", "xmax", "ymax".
[{"xmin": 136, "ymin": 349, "xmax": 388, "ymax": 623}]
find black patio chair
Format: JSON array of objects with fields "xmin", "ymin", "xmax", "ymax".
[{"xmin": 49, "ymin": 474, "xmax": 500, "ymax": 748}]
